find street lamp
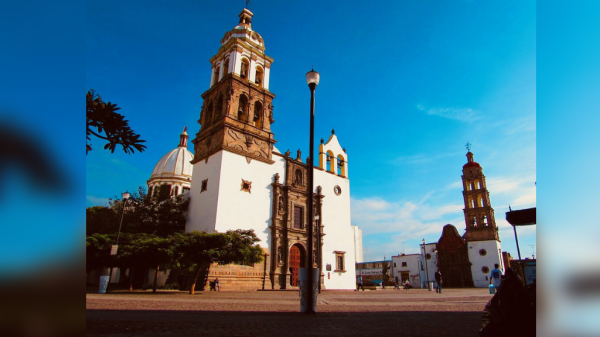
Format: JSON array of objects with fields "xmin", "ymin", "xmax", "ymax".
[
  {"xmin": 107, "ymin": 191, "xmax": 130, "ymax": 293},
  {"xmin": 422, "ymin": 238, "xmax": 431, "ymax": 291},
  {"xmin": 305, "ymin": 68, "xmax": 319, "ymax": 314},
  {"xmin": 315, "ymin": 214, "xmax": 321, "ymax": 294}
]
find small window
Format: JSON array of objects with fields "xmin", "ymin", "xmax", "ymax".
[
  {"xmin": 401, "ymin": 262, "xmax": 407, "ymax": 267},
  {"xmin": 335, "ymin": 252, "xmax": 345, "ymax": 272},
  {"xmin": 201, "ymin": 179, "xmax": 208, "ymax": 192},
  {"xmin": 293, "ymin": 206, "xmax": 303, "ymax": 229},
  {"xmin": 482, "ymin": 266, "xmax": 490, "ymax": 273},
  {"xmin": 393, "ymin": 263, "xmax": 396, "ymax": 267},
  {"xmin": 426, "ymin": 253, "xmax": 432, "ymax": 260},
  {"xmin": 240, "ymin": 179, "xmax": 252, "ymax": 193},
  {"xmin": 333, "ymin": 185, "xmax": 342, "ymax": 196},
  {"xmin": 479, "ymin": 249, "xmax": 487, "ymax": 256},
  {"xmin": 481, "ymin": 215, "xmax": 488, "ymax": 226},
  {"xmin": 326, "ymin": 264, "xmax": 332, "ymax": 271}
]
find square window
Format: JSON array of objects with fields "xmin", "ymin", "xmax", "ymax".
[{"xmin": 401, "ymin": 262, "xmax": 407, "ymax": 267}]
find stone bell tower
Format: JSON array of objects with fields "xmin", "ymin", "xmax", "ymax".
[
  {"xmin": 191, "ymin": 8, "xmax": 276, "ymax": 165},
  {"xmin": 461, "ymin": 144, "xmax": 504, "ymax": 288},
  {"xmin": 461, "ymin": 147, "xmax": 499, "ymax": 242}
]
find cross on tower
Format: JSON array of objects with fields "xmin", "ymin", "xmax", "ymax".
[
  {"xmin": 465, "ymin": 141, "xmax": 472, "ymax": 152},
  {"xmin": 245, "ymin": 0, "xmax": 252, "ymax": 8}
]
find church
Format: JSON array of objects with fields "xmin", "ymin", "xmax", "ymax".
[
  {"xmin": 149, "ymin": 8, "xmax": 358, "ymax": 291},
  {"xmin": 420, "ymin": 148, "xmax": 505, "ymax": 288}
]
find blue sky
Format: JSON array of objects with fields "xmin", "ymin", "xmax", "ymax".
[{"xmin": 86, "ymin": 0, "xmax": 536, "ymax": 261}]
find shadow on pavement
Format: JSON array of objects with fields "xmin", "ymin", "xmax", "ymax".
[{"xmin": 87, "ymin": 310, "xmax": 481, "ymax": 336}]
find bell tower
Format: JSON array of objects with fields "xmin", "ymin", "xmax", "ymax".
[
  {"xmin": 191, "ymin": 8, "xmax": 276, "ymax": 165},
  {"xmin": 461, "ymin": 147, "xmax": 499, "ymax": 242}
]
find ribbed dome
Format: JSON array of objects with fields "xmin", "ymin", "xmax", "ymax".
[{"xmin": 150, "ymin": 128, "xmax": 193, "ymax": 180}]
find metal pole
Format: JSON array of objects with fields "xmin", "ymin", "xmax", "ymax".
[
  {"xmin": 306, "ymin": 82, "xmax": 316, "ymax": 314},
  {"xmin": 423, "ymin": 243, "xmax": 430, "ymax": 291},
  {"xmin": 107, "ymin": 198, "xmax": 127, "ymax": 293},
  {"xmin": 513, "ymin": 225, "xmax": 522, "ymax": 260}
]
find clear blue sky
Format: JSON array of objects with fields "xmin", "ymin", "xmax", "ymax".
[{"xmin": 86, "ymin": 0, "xmax": 536, "ymax": 261}]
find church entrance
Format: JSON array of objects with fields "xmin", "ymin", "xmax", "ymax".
[{"xmin": 289, "ymin": 244, "xmax": 305, "ymax": 287}]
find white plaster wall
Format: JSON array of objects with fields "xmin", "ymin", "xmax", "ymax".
[
  {"xmin": 315, "ymin": 170, "xmax": 356, "ymax": 290},
  {"xmin": 391, "ymin": 254, "xmax": 421, "ymax": 286},
  {"xmin": 185, "ymin": 151, "xmax": 225, "ymax": 233},
  {"xmin": 263, "ymin": 67, "xmax": 270, "ymax": 90},
  {"xmin": 213, "ymin": 151, "xmax": 286, "ymax": 248},
  {"xmin": 353, "ymin": 226, "xmax": 363, "ymax": 263},
  {"xmin": 420, "ymin": 243, "xmax": 439, "ymax": 288},
  {"xmin": 467, "ymin": 240, "xmax": 503, "ymax": 288}
]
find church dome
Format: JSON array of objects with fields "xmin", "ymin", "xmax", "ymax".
[{"xmin": 149, "ymin": 128, "xmax": 193, "ymax": 182}]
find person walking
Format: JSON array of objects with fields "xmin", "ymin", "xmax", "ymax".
[
  {"xmin": 434, "ymin": 269, "xmax": 442, "ymax": 294},
  {"xmin": 214, "ymin": 278, "xmax": 220, "ymax": 291},
  {"xmin": 490, "ymin": 263, "xmax": 503, "ymax": 289},
  {"xmin": 357, "ymin": 276, "xmax": 365, "ymax": 291}
]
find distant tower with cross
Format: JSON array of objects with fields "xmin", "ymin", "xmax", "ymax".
[{"xmin": 460, "ymin": 143, "xmax": 504, "ymax": 287}]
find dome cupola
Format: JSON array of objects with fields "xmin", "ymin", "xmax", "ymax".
[{"xmin": 147, "ymin": 127, "xmax": 194, "ymax": 197}]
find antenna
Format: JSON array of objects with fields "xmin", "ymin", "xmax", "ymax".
[{"xmin": 529, "ymin": 245, "xmax": 536, "ymax": 259}]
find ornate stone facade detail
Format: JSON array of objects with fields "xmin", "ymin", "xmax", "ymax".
[{"xmin": 269, "ymin": 155, "xmax": 325, "ymax": 289}]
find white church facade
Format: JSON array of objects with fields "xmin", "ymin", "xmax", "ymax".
[{"xmin": 183, "ymin": 8, "xmax": 357, "ymax": 290}]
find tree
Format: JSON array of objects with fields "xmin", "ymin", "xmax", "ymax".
[
  {"xmin": 87, "ymin": 187, "xmax": 189, "ymax": 237},
  {"xmin": 173, "ymin": 230, "xmax": 264, "ymax": 294},
  {"xmin": 86, "ymin": 90, "xmax": 146, "ymax": 154}
]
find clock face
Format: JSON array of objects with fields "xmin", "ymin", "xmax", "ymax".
[{"xmin": 334, "ymin": 185, "xmax": 342, "ymax": 196}]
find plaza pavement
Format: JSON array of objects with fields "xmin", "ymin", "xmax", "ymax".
[{"xmin": 87, "ymin": 288, "xmax": 492, "ymax": 336}]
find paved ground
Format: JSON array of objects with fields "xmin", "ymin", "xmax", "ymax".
[{"xmin": 87, "ymin": 288, "xmax": 492, "ymax": 336}]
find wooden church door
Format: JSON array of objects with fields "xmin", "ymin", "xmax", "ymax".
[{"xmin": 289, "ymin": 244, "xmax": 303, "ymax": 286}]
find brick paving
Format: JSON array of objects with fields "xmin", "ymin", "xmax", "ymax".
[{"xmin": 87, "ymin": 288, "xmax": 491, "ymax": 336}]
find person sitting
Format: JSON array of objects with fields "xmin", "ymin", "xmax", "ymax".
[{"xmin": 404, "ymin": 280, "xmax": 412, "ymax": 290}]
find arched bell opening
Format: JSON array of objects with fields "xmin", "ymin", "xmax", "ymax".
[
  {"xmin": 240, "ymin": 58, "xmax": 250, "ymax": 79},
  {"xmin": 253, "ymin": 101, "xmax": 263, "ymax": 128},
  {"xmin": 255, "ymin": 66, "xmax": 264, "ymax": 86},
  {"xmin": 237, "ymin": 95, "xmax": 248, "ymax": 123}
]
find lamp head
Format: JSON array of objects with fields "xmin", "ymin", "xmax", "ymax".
[
  {"xmin": 122, "ymin": 191, "xmax": 130, "ymax": 200},
  {"xmin": 306, "ymin": 68, "xmax": 320, "ymax": 87}
]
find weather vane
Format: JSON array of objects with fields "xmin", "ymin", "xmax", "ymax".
[
  {"xmin": 245, "ymin": 0, "xmax": 252, "ymax": 8},
  {"xmin": 465, "ymin": 141, "xmax": 471, "ymax": 152}
]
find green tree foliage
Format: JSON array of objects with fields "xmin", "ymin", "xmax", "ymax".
[
  {"xmin": 172, "ymin": 230, "xmax": 264, "ymax": 294},
  {"xmin": 86, "ymin": 230, "xmax": 264, "ymax": 293},
  {"xmin": 86, "ymin": 89, "xmax": 146, "ymax": 154},
  {"xmin": 87, "ymin": 187, "xmax": 189, "ymax": 237}
]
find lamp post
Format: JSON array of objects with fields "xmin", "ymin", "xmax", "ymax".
[
  {"xmin": 107, "ymin": 191, "xmax": 130, "ymax": 293},
  {"xmin": 315, "ymin": 214, "xmax": 321, "ymax": 294},
  {"xmin": 422, "ymin": 238, "xmax": 431, "ymax": 291},
  {"xmin": 305, "ymin": 68, "xmax": 320, "ymax": 314}
]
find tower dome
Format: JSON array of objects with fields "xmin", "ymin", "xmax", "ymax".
[{"xmin": 147, "ymin": 127, "xmax": 194, "ymax": 197}]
